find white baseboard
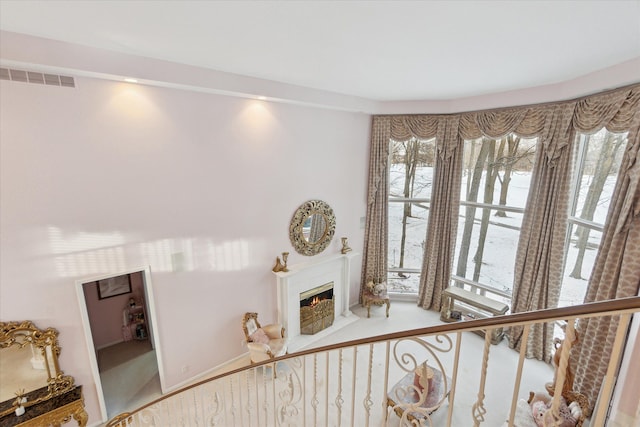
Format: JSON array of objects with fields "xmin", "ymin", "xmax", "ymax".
[
  {"xmin": 165, "ymin": 352, "xmax": 251, "ymax": 393},
  {"xmin": 96, "ymin": 339, "xmax": 124, "ymax": 350}
]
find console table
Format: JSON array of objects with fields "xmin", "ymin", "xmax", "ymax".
[{"xmin": 0, "ymin": 386, "xmax": 87, "ymax": 427}]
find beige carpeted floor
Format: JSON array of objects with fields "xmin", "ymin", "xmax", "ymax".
[
  {"xmin": 98, "ymin": 339, "xmax": 161, "ymax": 420},
  {"xmin": 99, "ymin": 301, "xmax": 558, "ymax": 426}
]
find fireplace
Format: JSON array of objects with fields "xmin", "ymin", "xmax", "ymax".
[
  {"xmin": 273, "ymin": 252, "xmax": 359, "ymax": 351},
  {"xmin": 299, "ymin": 282, "xmax": 334, "ymax": 335}
]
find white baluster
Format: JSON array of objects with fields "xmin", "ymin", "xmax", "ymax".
[
  {"xmin": 229, "ymin": 375, "xmax": 237, "ymax": 425},
  {"xmin": 312, "ymin": 353, "xmax": 319, "ymax": 427},
  {"xmin": 336, "ymin": 349, "xmax": 344, "ymax": 427},
  {"xmin": 272, "ymin": 362, "xmax": 277, "ymax": 426},
  {"xmin": 243, "ymin": 370, "xmax": 250, "ymax": 427},
  {"xmin": 472, "ymin": 331, "xmax": 492, "ymax": 426},
  {"xmin": 262, "ymin": 364, "xmax": 269, "ymax": 424},
  {"xmin": 382, "ymin": 342, "xmax": 390, "ymax": 425},
  {"xmin": 303, "ymin": 356, "xmax": 307, "ymax": 424},
  {"xmin": 549, "ymin": 318, "xmax": 576, "ymax": 426},
  {"xmin": 507, "ymin": 324, "xmax": 531, "ymax": 427},
  {"xmin": 363, "ymin": 343, "xmax": 374, "ymax": 427},
  {"xmin": 325, "ymin": 352, "xmax": 330, "ymax": 426},
  {"xmin": 191, "ymin": 389, "xmax": 199, "ymax": 425},
  {"xmin": 253, "ymin": 369, "xmax": 259, "ymax": 426},
  {"xmin": 351, "ymin": 346, "xmax": 358, "ymax": 427},
  {"xmin": 446, "ymin": 332, "xmax": 463, "ymax": 427}
]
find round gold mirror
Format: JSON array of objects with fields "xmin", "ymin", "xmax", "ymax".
[{"xmin": 290, "ymin": 200, "xmax": 336, "ymax": 256}]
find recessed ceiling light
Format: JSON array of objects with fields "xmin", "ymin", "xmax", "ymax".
[
  {"xmin": 257, "ymin": 96, "xmax": 267, "ymax": 100},
  {"xmin": 124, "ymin": 78, "xmax": 138, "ymax": 83}
]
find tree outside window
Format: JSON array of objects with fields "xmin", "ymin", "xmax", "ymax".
[
  {"xmin": 452, "ymin": 135, "xmax": 537, "ymax": 306},
  {"xmin": 560, "ymin": 128, "xmax": 627, "ymax": 307},
  {"xmin": 387, "ymin": 129, "xmax": 627, "ymax": 309},
  {"xmin": 387, "ymin": 138, "xmax": 435, "ymax": 294}
]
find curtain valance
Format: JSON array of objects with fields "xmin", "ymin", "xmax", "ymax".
[
  {"xmin": 384, "ymin": 83, "xmax": 640, "ymax": 144},
  {"xmin": 573, "ymin": 87, "xmax": 640, "ymax": 133}
]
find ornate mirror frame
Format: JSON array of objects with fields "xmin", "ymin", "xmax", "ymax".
[
  {"xmin": 0, "ymin": 321, "xmax": 74, "ymax": 417},
  {"xmin": 289, "ymin": 200, "xmax": 336, "ymax": 256}
]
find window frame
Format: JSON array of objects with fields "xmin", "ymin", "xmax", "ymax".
[{"xmin": 386, "ymin": 129, "xmax": 626, "ymax": 307}]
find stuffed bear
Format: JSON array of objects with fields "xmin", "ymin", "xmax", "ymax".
[
  {"xmin": 528, "ymin": 392, "xmax": 581, "ymax": 427},
  {"xmin": 373, "ymin": 282, "xmax": 387, "ymax": 295},
  {"xmin": 366, "ymin": 279, "xmax": 387, "ymax": 295},
  {"xmin": 365, "ymin": 280, "xmax": 375, "ymax": 293}
]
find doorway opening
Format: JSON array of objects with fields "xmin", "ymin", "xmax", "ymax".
[{"xmin": 75, "ymin": 267, "xmax": 165, "ymax": 422}]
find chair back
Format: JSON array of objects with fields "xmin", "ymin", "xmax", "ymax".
[{"xmin": 242, "ymin": 312, "xmax": 261, "ymax": 341}]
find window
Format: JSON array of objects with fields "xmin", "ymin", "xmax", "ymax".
[
  {"xmin": 559, "ymin": 128, "xmax": 628, "ymax": 307},
  {"xmin": 386, "ymin": 129, "xmax": 627, "ymax": 309},
  {"xmin": 387, "ymin": 138, "xmax": 435, "ymax": 294},
  {"xmin": 452, "ymin": 135, "xmax": 537, "ymax": 306}
]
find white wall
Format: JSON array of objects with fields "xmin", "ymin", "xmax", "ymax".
[
  {"xmin": 609, "ymin": 305, "xmax": 640, "ymax": 426},
  {"xmin": 0, "ymin": 77, "xmax": 370, "ymax": 422},
  {"xmin": 2, "ymin": 30, "xmax": 638, "ymax": 426}
]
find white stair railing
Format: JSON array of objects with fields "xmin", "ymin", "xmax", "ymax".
[{"xmin": 107, "ymin": 297, "xmax": 640, "ymax": 427}]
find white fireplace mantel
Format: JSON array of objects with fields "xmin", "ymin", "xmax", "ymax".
[{"xmin": 273, "ymin": 252, "xmax": 359, "ymax": 351}]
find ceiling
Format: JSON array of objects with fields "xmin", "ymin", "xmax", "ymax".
[{"xmin": 1, "ymin": 1, "xmax": 639, "ymax": 101}]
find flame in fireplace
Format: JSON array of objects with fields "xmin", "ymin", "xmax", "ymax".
[{"xmin": 311, "ymin": 296, "xmax": 321, "ymax": 307}]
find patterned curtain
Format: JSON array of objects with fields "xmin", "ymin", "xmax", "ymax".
[
  {"xmin": 360, "ymin": 116, "xmax": 390, "ymax": 301},
  {"xmin": 570, "ymin": 90, "xmax": 640, "ymax": 414},
  {"xmin": 417, "ymin": 116, "xmax": 464, "ymax": 309},
  {"xmin": 507, "ymin": 103, "xmax": 576, "ymax": 362}
]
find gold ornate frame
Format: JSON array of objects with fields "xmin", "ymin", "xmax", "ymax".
[
  {"xmin": 0, "ymin": 320, "xmax": 75, "ymax": 417},
  {"xmin": 289, "ymin": 199, "xmax": 336, "ymax": 256},
  {"xmin": 241, "ymin": 312, "xmax": 262, "ymax": 342}
]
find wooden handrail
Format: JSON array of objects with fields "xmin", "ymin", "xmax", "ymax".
[
  {"xmin": 109, "ymin": 296, "xmax": 640, "ymax": 424},
  {"xmin": 274, "ymin": 296, "xmax": 638, "ymax": 361}
]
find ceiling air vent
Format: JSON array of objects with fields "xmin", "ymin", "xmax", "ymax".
[{"xmin": 0, "ymin": 67, "xmax": 75, "ymax": 88}]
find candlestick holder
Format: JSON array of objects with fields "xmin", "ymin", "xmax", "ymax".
[
  {"xmin": 341, "ymin": 237, "xmax": 352, "ymax": 254},
  {"xmin": 272, "ymin": 256, "xmax": 284, "ymax": 272}
]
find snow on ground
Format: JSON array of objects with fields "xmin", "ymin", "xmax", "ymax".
[{"xmin": 387, "ymin": 164, "xmax": 616, "ymax": 308}]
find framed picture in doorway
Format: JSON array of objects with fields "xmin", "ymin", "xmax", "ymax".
[{"xmin": 98, "ymin": 275, "xmax": 132, "ymax": 299}]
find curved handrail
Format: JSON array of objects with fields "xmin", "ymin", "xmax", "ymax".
[{"xmin": 107, "ymin": 296, "xmax": 640, "ymax": 425}]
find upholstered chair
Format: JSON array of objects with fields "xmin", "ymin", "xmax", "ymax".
[{"xmin": 242, "ymin": 312, "xmax": 288, "ymax": 363}]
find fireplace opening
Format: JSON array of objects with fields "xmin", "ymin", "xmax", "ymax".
[{"xmin": 300, "ymin": 282, "xmax": 335, "ymax": 335}]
